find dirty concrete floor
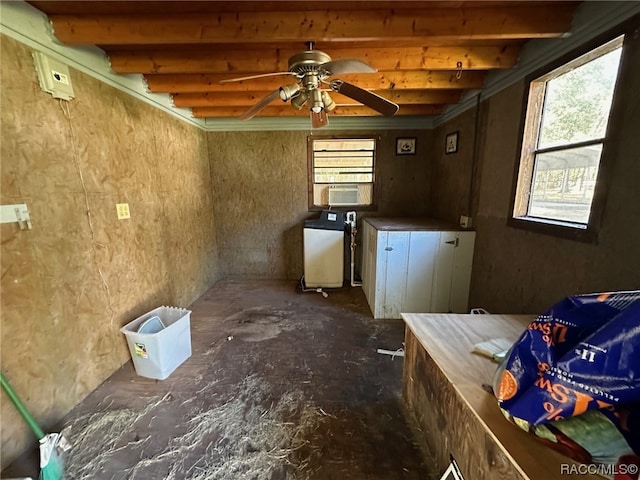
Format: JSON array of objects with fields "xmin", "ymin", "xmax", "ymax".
[{"xmin": 3, "ymin": 280, "xmax": 434, "ymax": 480}]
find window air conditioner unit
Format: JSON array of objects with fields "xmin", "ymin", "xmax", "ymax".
[{"xmin": 328, "ymin": 185, "xmax": 359, "ymax": 206}]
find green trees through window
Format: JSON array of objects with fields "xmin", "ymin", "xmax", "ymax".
[{"xmin": 512, "ymin": 35, "xmax": 624, "ymax": 235}]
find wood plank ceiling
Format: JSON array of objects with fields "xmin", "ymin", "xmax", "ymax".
[{"xmin": 28, "ymin": 1, "xmax": 580, "ymax": 123}]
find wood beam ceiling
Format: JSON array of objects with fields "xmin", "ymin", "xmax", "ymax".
[
  {"xmin": 172, "ymin": 90, "xmax": 461, "ymax": 108},
  {"xmin": 145, "ymin": 71, "xmax": 486, "ymax": 93},
  {"xmin": 50, "ymin": 7, "xmax": 575, "ymax": 45},
  {"xmin": 26, "ymin": 1, "xmax": 580, "ymax": 121},
  {"xmin": 108, "ymin": 46, "xmax": 520, "ymax": 75}
]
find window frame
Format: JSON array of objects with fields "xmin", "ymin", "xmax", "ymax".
[
  {"xmin": 508, "ymin": 25, "xmax": 631, "ymax": 243},
  {"xmin": 307, "ymin": 135, "xmax": 379, "ymax": 211}
]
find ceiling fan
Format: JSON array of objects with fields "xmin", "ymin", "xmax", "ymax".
[{"xmin": 220, "ymin": 42, "xmax": 399, "ymax": 128}]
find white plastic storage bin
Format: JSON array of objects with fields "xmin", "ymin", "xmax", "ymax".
[{"xmin": 120, "ymin": 306, "xmax": 192, "ymax": 380}]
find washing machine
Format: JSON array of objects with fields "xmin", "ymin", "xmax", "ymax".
[{"xmin": 303, "ymin": 210, "xmax": 345, "ymax": 288}]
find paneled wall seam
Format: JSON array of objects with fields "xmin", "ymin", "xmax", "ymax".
[
  {"xmin": 149, "ymin": 115, "xmax": 172, "ymax": 302},
  {"xmin": 61, "ymin": 99, "xmax": 116, "ymax": 328},
  {"xmin": 204, "ymin": 129, "xmax": 220, "ymax": 283}
]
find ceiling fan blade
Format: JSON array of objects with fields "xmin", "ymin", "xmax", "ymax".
[
  {"xmin": 321, "ymin": 59, "xmax": 377, "ymax": 76},
  {"xmin": 220, "ymin": 72, "xmax": 298, "ymax": 84},
  {"xmin": 239, "ymin": 90, "xmax": 281, "ymax": 120},
  {"xmin": 331, "ymin": 80, "xmax": 399, "ymax": 116},
  {"xmin": 310, "ymin": 110, "xmax": 329, "ymax": 128}
]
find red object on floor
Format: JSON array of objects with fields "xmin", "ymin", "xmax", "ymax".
[{"xmin": 615, "ymin": 455, "xmax": 640, "ymax": 480}]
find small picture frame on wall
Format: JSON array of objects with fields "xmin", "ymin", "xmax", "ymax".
[
  {"xmin": 396, "ymin": 137, "xmax": 417, "ymax": 155},
  {"xmin": 445, "ymin": 131, "xmax": 459, "ymax": 154}
]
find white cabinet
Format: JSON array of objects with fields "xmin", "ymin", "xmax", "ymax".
[{"xmin": 362, "ymin": 218, "xmax": 475, "ymax": 319}]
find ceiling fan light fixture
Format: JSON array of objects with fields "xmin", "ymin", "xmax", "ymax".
[
  {"xmin": 290, "ymin": 91, "xmax": 308, "ymax": 110},
  {"xmin": 279, "ymin": 83, "xmax": 300, "ymax": 101},
  {"xmin": 321, "ymin": 91, "xmax": 336, "ymax": 112},
  {"xmin": 310, "ymin": 89, "xmax": 323, "ymax": 113}
]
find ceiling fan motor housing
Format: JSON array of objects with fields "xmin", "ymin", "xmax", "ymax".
[
  {"xmin": 288, "ymin": 50, "xmax": 332, "ymax": 100},
  {"xmin": 288, "ymin": 50, "xmax": 332, "ymax": 76}
]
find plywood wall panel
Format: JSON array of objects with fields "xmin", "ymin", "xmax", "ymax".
[
  {"xmin": 431, "ymin": 32, "xmax": 640, "ymax": 313},
  {"xmin": 208, "ymin": 129, "xmax": 433, "ymax": 280},
  {"xmin": 68, "ymin": 86, "xmax": 163, "ymax": 196},
  {"xmin": 1, "ymin": 35, "xmax": 219, "ymax": 468},
  {"xmin": 373, "ymin": 130, "xmax": 433, "ymax": 217},
  {"xmin": 2, "ymin": 141, "xmax": 79, "ymax": 198},
  {"xmin": 430, "ymin": 108, "xmax": 477, "ymax": 225},
  {"xmin": 154, "ymin": 112, "xmax": 218, "ymax": 306},
  {"xmin": 208, "ymin": 130, "xmax": 309, "ymax": 279},
  {"xmin": 92, "ymin": 205, "xmax": 169, "ymax": 316}
]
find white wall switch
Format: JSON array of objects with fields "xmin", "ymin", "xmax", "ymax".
[
  {"xmin": 459, "ymin": 215, "xmax": 472, "ymax": 229},
  {"xmin": 116, "ymin": 203, "xmax": 130, "ymax": 220},
  {"xmin": 0, "ymin": 203, "xmax": 32, "ymax": 230}
]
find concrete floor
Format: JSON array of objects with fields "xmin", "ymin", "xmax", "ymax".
[{"xmin": 3, "ymin": 280, "xmax": 434, "ymax": 479}]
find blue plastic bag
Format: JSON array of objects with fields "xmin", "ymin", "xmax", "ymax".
[{"xmin": 494, "ymin": 291, "xmax": 640, "ymax": 463}]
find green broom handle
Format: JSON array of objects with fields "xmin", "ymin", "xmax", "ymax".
[{"xmin": 0, "ymin": 372, "xmax": 46, "ymax": 440}]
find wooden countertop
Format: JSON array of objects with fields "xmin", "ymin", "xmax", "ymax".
[
  {"xmin": 402, "ymin": 313, "xmax": 605, "ymax": 480},
  {"xmin": 363, "ymin": 217, "xmax": 466, "ymax": 231}
]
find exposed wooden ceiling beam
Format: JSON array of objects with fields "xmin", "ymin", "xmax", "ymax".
[
  {"xmin": 31, "ymin": 2, "xmax": 578, "ymax": 15},
  {"xmin": 191, "ymin": 104, "xmax": 445, "ymax": 118},
  {"xmin": 381, "ymin": 90, "xmax": 462, "ymax": 104},
  {"xmin": 145, "ymin": 71, "xmax": 486, "ymax": 93},
  {"xmin": 50, "ymin": 6, "xmax": 574, "ymax": 45},
  {"xmin": 110, "ymin": 46, "xmax": 519, "ymax": 75},
  {"xmin": 172, "ymin": 90, "xmax": 461, "ymax": 108},
  {"xmin": 26, "ymin": 1, "xmax": 580, "ymax": 120}
]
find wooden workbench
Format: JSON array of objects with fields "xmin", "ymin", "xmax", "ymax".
[{"xmin": 402, "ymin": 313, "xmax": 604, "ymax": 480}]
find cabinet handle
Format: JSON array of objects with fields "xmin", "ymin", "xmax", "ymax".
[
  {"xmin": 384, "ymin": 247, "xmax": 394, "ymax": 251},
  {"xmin": 445, "ymin": 238, "xmax": 459, "ymax": 247}
]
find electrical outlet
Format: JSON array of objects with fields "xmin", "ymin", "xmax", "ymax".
[
  {"xmin": 116, "ymin": 203, "xmax": 130, "ymax": 220},
  {"xmin": 459, "ymin": 215, "xmax": 472, "ymax": 229},
  {"xmin": 51, "ymin": 70, "xmax": 70, "ymax": 85}
]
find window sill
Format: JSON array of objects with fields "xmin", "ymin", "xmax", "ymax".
[
  {"xmin": 309, "ymin": 205, "xmax": 377, "ymax": 212},
  {"xmin": 507, "ymin": 216, "xmax": 598, "ymax": 243}
]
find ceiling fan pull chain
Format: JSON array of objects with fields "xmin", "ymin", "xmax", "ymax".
[{"xmin": 456, "ymin": 61, "xmax": 463, "ymax": 80}]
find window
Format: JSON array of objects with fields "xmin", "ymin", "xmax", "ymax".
[
  {"xmin": 308, "ymin": 137, "xmax": 377, "ymax": 210},
  {"xmin": 511, "ymin": 35, "xmax": 624, "ymax": 240}
]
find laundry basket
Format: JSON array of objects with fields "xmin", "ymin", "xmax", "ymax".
[{"xmin": 121, "ymin": 306, "xmax": 192, "ymax": 380}]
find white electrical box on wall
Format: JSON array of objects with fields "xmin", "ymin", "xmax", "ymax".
[{"xmin": 32, "ymin": 51, "xmax": 75, "ymax": 100}]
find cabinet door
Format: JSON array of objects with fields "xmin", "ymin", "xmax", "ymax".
[
  {"xmin": 403, "ymin": 231, "xmax": 439, "ymax": 313},
  {"xmin": 381, "ymin": 231, "xmax": 410, "ymax": 318},
  {"xmin": 371, "ymin": 230, "xmax": 388, "ymax": 318},
  {"xmin": 431, "ymin": 231, "xmax": 457, "ymax": 312},
  {"xmin": 362, "ymin": 221, "xmax": 373, "ymax": 305},
  {"xmin": 449, "ymin": 231, "xmax": 476, "ymax": 313}
]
